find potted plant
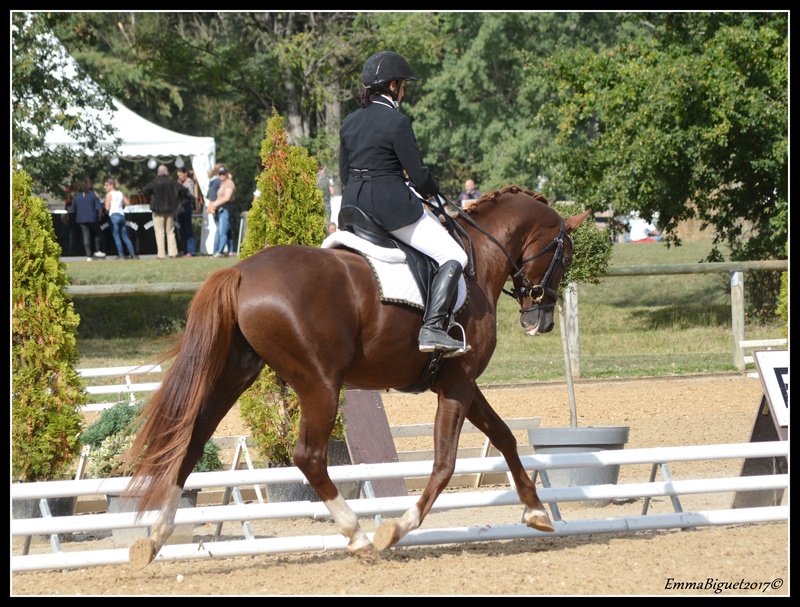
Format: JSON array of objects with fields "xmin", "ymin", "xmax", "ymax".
[
  {"xmin": 237, "ymin": 110, "xmax": 355, "ymax": 502},
  {"xmin": 81, "ymin": 401, "xmax": 224, "ymax": 546},
  {"xmin": 12, "ymin": 166, "xmax": 87, "ymax": 527},
  {"xmin": 527, "ymin": 201, "xmax": 628, "ymax": 507}
]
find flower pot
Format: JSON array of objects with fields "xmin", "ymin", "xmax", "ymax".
[
  {"xmin": 528, "ymin": 426, "xmax": 630, "ymax": 507},
  {"xmin": 12, "ymin": 495, "xmax": 77, "ymax": 541},
  {"xmin": 106, "ymin": 489, "xmax": 199, "ymax": 548}
]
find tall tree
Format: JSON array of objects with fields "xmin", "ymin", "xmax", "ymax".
[
  {"xmin": 12, "ymin": 11, "xmax": 120, "ymax": 199},
  {"xmin": 527, "ymin": 12, "xmax": 787, "ymax": 317},
  {"xmin": 528, "ymin": 12, "xmax": 787, "ymax": 258},
  {"xmin": 409, "ymin": 12, "xmax": 636, "ymax": 197}
]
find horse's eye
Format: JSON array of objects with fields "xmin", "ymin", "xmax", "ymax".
[{"xmin": 563, "ymin": 257, "xmax": 573, "ymax": 268}]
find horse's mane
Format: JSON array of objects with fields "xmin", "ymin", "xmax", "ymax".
[{"xmin": 464, "ymin": 184, "xmax": 550, "ymax": 214}]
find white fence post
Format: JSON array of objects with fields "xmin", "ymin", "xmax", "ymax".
[
  {"xmin": 564, "ymin": 282, "xmax": 580, "ymax": 379},
  {"xmin": 731, "ymin": 271, "xmax": 745, "ymax": 370}
]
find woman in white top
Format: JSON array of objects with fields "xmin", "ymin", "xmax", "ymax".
[{"xmin": 104, "ymin": 178, "xmax": 138, "ymax": 259}]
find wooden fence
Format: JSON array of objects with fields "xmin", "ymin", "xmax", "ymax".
[{"xmin": 66, "ymin": 259, "xmax": 787, "ymax": 373}]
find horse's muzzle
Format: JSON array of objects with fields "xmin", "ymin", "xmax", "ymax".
[{"xmin": 520, "ymin": 307, "xmax": 554, "ymax": 335}]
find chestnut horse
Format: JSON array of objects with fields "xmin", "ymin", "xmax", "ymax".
[{"xmin": 124, "ymin": 185, "xmax": 590, "ymax": 569}]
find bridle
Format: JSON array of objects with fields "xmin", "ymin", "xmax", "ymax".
[
  {"xmin": 425, "ymin": 196, "xmax": 572, "ymax": 315},
  {"xmin": 502, "ymin": 219, "xmax": 572, "ymax": 314}
]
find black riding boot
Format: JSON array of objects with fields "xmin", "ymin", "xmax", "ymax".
[{"xmin": 418, "ymin": 260, "xmax": 470, "ymax": 355}]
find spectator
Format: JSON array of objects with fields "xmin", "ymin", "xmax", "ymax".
[
  {"xmin": 200, "ymin": 163, "xmax": 224, "ymax": 255},
  {"xmin": 103, "ymin": 178, "xmax": 138, "ymax": 260},
  {"xmin": 176, "ymin": 166, "xmax": 197, "ymax": 257},
  {"xmin": 327, "ymin": 221, "xmax": 337, "ymax": 235},
  {"xmin": 210, "ymin": 166, "xmax": 237, "ymax": 257},
  {"xmin": 626, "ymin": 212, "xmax": 663, "ymax": 242},
  {"xmin": 141, "ymin": 164, "xmax": 186, "ymax": 259},
  {"xmin": 456, "ymin": 179, "xmax": 481, "ymax": 208},
  {"xmin": 206, "ymin": 163, "xmax": 223, "ymax": 204},
  {"xmin": 71, "ymin": 178, "xmax": 107, "ymax": 261},
  {"xmin": 63, "ymin": 183, "xmax": 80, "ymax": 256}
]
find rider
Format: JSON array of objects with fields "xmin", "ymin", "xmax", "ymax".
[{"xmin": 339, "ymin": 51, "xmax": 470, "ymax": 356}]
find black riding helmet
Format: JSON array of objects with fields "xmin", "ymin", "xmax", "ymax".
[{"xmin": 361, "ymin": 51, "xmax": 418, "ymax": 95}]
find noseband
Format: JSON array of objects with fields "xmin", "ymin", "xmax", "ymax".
[{"xmin": 503, "ymin": 219, "xmax": 571, "ymax": 314}]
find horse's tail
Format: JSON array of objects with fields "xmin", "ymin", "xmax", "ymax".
[{"xmin": 123, "ymin": 266, "xmax": 242, "ymax": 517}]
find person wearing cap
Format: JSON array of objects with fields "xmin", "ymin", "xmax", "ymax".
[
  {"xmin": 209, "ymin": 166, "xmax": 237, "ymax": 257},
  {"xmin": 339, "ymin": 51, "xmax": 470, "ymax": 357}
]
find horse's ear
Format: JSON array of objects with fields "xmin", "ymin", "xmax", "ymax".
[{"xmin": 564, "ymin": 210, "xmax": 592, "ymax": 234}]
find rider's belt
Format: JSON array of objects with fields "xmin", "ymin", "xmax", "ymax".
[{"xmin": 349, "ymin": 169, "xmax": 395, "ymax": 180}]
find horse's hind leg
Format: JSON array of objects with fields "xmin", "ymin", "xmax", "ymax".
[
  {"xmin": 465, "ymin": 388, "xmax": 553, "ymax": 532},
  {"xmin": 129, "ymin": 485, "xmax": 184, "ymax": 569},
  {"xmin": 131, "ymin": 337, "xmax": 264, "ymax": 569},
  {"xmin": 291, "ymin": 384, "xmax": 378, "ymax": 561}
]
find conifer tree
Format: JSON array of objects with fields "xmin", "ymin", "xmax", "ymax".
[
  {"xmin": 238, "ymin": 109, "xmax": 342, "ymax": 465},
  {"xmin": 12, "ymin": 164, "xmax": 86, "ymax": 482}
]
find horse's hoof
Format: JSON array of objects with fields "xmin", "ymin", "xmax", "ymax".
[
  {"xmin": 525, "ymin": 512, "xmax": 555, "ymax": 533},
  {"xmin": 373, "ymin": 521, "xmax": 401, "ymax": 551},
  {"xmin": 129, "ymin": 537, "xmax": 157, "ymax": 570},
  {"xmin": 349, "ymin": 543, "xmax": 380, "ymax": 563}
]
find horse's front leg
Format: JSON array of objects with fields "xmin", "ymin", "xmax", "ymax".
[
  {"xmin": 373, "ymin": 393, "xmax": 466, "ymax": 551},
  {"xmin": 466, "ymin": 388, "xmax": 553, "ymax": 532}
]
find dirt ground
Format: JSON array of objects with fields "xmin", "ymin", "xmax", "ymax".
[{"xmin": 11, "ymin": 373, "xmax": 789, "ymax": 596}]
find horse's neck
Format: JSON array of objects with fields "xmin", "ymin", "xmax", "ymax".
[{"xmin": 465, "ymin": 217, "xmax": 526, "ymax": 300}]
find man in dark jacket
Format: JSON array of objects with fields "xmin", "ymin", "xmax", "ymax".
[{"xmin": 142, "ymin": 164, "xmax": 186, "ymax": 259}]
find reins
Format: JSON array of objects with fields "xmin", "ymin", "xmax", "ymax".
[{"xmin": 425, "ymin": 194, "xmax": 570, "ymax": 312}]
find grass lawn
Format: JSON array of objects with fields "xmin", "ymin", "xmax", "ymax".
[{"xmin": 66, "ymin": 239, "xmax": 785, "ymax": 383}]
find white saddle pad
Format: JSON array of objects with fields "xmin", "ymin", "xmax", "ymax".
[{"xmin": 321, "ymin": 230, "xmax": 467, "ymax": 312}]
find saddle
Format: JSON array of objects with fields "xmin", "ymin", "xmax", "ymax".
[
  {"xmin": 337, "ymin": 206, "xmax": 437, "ymax": 304},
  {"xmin": 337, "ymin": 205, "xmax": 446, "ymax": 394}
]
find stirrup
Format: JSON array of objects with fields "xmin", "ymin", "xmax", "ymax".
[{"xmin": 441, "ymin": 321, "xmax": 471, "ymax": 358}]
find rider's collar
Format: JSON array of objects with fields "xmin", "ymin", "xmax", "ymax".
[{"xmin": 373, "ymin": 94, "xmax": 398, "ymax": 110}]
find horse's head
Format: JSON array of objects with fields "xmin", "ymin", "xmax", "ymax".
[{"xmin": 509, "ymin": 202, "xmax": 591, "ymax": 336}]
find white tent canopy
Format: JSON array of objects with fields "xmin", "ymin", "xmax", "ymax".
[
  {"xmin": 37, "ymin": 29, "xmax": 215, "ymax": 196},
  {"xmin": 45, "ymin": 98, "xmax": 216, "ymax": 197}
]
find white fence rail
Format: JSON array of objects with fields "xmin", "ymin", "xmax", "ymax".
[
  {"xmin": 78, "ymin": 364, "xmax": 163, "ymax": 412},
  {"xmin": 12, "ymin": 441, "xmax": 788, "ymax": 572}
]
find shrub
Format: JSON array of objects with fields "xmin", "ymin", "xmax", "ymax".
[
  {"xmin": 81, "ymin": 400, "xmax": 143, "ymax": 448},
  {"xmin": 82, "ymin": 401, "xmax": 224, "ymax": 478},
  {"xmin": 553, "ymin": 201, "xmax": 613, "ymax": 289},
  {"xmin": 12, "ymin": 164, "xmax": 86, "ymax": 482},
  {"xmin": 777, "ymin": 271, "xmax": 788, "ymax": 338}
]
